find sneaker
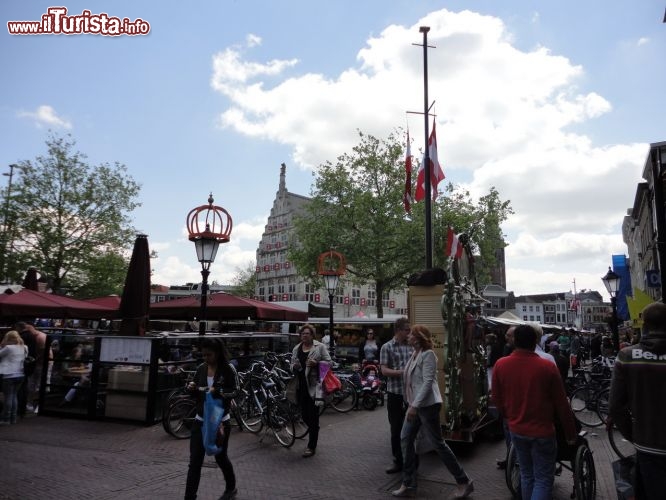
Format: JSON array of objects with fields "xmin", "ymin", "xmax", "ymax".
[
  {"xmin": 302, "ymin": 448, "xmax": 315, "ymax": 458},
  {"xmin": 392, "ymin": 485, "xmax": 416, "ymax": 498},
  {"xmin": 452, "ymin": 480, "xmax": 474, "ymax": 499}
]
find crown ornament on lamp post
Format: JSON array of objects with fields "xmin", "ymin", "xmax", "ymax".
[{"xmin": 186, "ymin": 193, "xmax": 232, "ymax": 335}]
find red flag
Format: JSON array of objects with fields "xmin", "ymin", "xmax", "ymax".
[
  {"xmin": 445, "ymin": 227, "xmax": 463, "ymax": 259},
  {"xmin": 404, "ymin": 130, "xmax": 412, "ymax": 213},
  {"xmin": 414, "ymin": 119, "xmax": 445, "ymax": 202}
]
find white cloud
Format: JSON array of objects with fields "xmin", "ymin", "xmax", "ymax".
[
  {"xmin": 209, "ymin": 8, "xmax": 647, "ymax": 296},
  {"xmin": 637, "ymin": 37, "xmax": 649, "ymax": 46},
  {"xmin": 18, "ymin": 105, "xmax": 72, "ymax": 129},
  {"xmin": 246, "ymin": 33, "xmax": 262, "ymax": 47}
]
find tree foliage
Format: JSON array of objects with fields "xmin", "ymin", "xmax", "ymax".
[
  {"xmin": 67, "ymin": 251, "xmax": 129, "ymax": 298},
  {"xmin": 289, "ymin": 130, "xmax": 513, "ymax": 317},
  {"xmin": 4, "ymin": 134, "xmax": 141, "ymax": 294},
  {"xmin": 230, "ymin": 261, "xmax": 257, "ymax": 298}
]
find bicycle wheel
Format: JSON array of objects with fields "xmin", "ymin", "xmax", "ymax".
[
  {"xmin": 595, "ymin": 387, "xmax": 610, "ymax": 424},
  {"xmin": 574, "ymin": 445, "xmax": 596, "ymax": 500},
  {"xmin": 269, "ymin": 399, "xmax": 296, "ymax": 448},
  {"xmin": 237, "ymin": 392, "xmax": 264, "ymax": 434},
  {"xmin": 607, "ymin": 423, "xmax": 636, "ymax": 460},
  {"xmin": 505, "ymin": 443, "xmax": 521, "ymax": 499},
  {"xmin": 331, "ymin": 379, "xmax": 358, "ymax": 413},
  {"xmin": 287, "ymin": 401, "xmax": 309, "ymax": 439},
  {"xmin": 570, "ymin": 387, "xmax": 603, "ymax": 427},
  {"xmin": 165, "ymin": 398, "xmax": 197, "ymax": 439}
]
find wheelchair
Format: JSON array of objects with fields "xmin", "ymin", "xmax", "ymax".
[{"xmin": 505, "ymin": 430, "xmax": 596, "ymax": 500}]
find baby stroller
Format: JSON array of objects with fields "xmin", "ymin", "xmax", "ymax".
[{"xmin": 359, "ymin": 361, "xmax": 382, "ymax": 411}]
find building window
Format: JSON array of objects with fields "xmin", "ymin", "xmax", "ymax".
[
  {"xmin": 258, "ymin": 287, "xmax": 265, "ymax": 299},
  {"xmin": 305, "ymin": 283, "xmax": 315, "ymax": 302},
  {"xmin": 529, "ymin": 315, "xmax": 534, "ymax": 321},
  {"xmin": 529, "ymin": 305, "xmax": 534, "ymax": 312},
  {"xmin": 367, "ymin": 288, "xmax": 376, "ymax": 307},
  {"xmin": 352, "ymin": 288, "xmax": 360, "ymax": 305},
  {"xmin": 382, "ymin": 291, "xmax": 390, "ymax": 308},
  {"xmin": 522, "ymin": 305, "xmax": 527, "ymax": 312}
]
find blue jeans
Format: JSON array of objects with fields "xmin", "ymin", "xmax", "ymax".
[
  {"xmin": 637, "ymin": 451, "xmax": 666, "ymax": 500},
  {"xmin": 387, "ymin": 392, "xmax": 407, "ymax": 466},
  {"xmin": 400, "ymin": 403, "xmax": 469, "ymax": 488},
  {"xmin": 2, "ymin": 376, "xmax": 24, "ymax": 423},
  {"xmin": 510, "ymin": 432, "xmax": 557, "ymax": 500}
]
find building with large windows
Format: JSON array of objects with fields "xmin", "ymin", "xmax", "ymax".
[{"xmin": 253, "ymin": 164, "xmax": 408, "ymax": 317}]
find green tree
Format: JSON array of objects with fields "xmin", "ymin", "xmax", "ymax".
[
  {"xmin": 67, "ymin": 251, "xmax": 129, "ymax": 298},
  {"xmin": 230, "ymin": 261, "xmax": 257, "ymax": 297},
  {"xmin": 289, "ymin": 130, "xmax": 512, "ymax": 317},
  {"xmin": 4, "ymin": 134, "xmax": 141, "ymax": 293}
]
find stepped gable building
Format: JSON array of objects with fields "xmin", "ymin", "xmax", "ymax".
[{"xmin": 253, "ymin": 163, "xmax": 408, "ymax": 317}]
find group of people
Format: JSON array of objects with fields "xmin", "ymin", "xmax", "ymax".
[{"xmin": 0, "ymin": 321, "xmax": 50, "ymax": 425}]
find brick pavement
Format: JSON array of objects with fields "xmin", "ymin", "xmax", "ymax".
[{"xmin": 1, "ymin": 407, "xmax": 619, "ymax": 499}]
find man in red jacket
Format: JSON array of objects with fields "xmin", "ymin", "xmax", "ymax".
[{"xmin": 492, "ymin": 324, "xmax": 577, "ymax": 500}]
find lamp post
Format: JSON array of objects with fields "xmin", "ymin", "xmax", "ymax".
[
  {"xmin": 601, "ymin": 266, "xmax": 621, "ymax": 352},
  {"xmin": 1, "ymin": 164, "xmax": 16, "ymax": 283},
  {"xmin": 186, "ymin": 194, "xmax": 232, "ymax": 336},
  {"xmin": 317, "ymin": 249, "xmax": 346, "ymax": 358}
]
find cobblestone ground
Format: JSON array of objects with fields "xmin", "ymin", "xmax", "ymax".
[{"xmin": 0, "ymin": 407, "xmax": 618, "ymax": 499}]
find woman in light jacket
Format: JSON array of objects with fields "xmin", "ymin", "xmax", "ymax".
[
  {"xmin": 392, "ymin": 325, "xmax": 474, "ymax": 498},
  {"xmin": 291, "ymin": 323, "xmax": 331, "ymax": 457},
  {"xmin": 0, "ymin": 331, "xmax": 27, "ymax": 425}
]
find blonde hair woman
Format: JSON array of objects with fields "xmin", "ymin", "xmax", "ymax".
[
  {"xmin": 392, "ymin": 325, "xmax": 474, "ymax": 498},
  {"xmin": 0, "ymin": 331, "xmax": 27, "ymax": 425}
]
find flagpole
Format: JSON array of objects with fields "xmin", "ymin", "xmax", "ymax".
[{"xmin": 420, "ymin": 25, "xmax": 433, "ymax": 269}]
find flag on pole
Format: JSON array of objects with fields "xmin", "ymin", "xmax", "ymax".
[
  {"xmin": 414, "ymin": 119, "xmax": 446, "ymax": 202},
  {"xmin": 404, "ymin": 130, "xmax": 413, "ymax": 213},
  {"xmin": 445, "ymin": 227, "xmax": 463, "ymax": 259}
]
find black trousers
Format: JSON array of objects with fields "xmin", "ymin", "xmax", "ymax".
[
  {"xmin": 298, "ymin": 390, "xmax": 320, "ymax": 450},
  {"xmin": 184, "ymin": 420, "xmax": 234, "ymax": 500},
  {"xmin": 387, "ymin": 392, "xmax": 407, "ymax": 466}
]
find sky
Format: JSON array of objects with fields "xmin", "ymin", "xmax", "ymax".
[{"xmin": 2, "ymin": 1, "xmax": 665, "ymax": 300}]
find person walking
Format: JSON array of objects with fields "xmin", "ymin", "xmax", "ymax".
[
  {"xmin": 392, "ymin": 325, "xmax": 474, "ymax": 499},
  {"xmin": 492, "ymin": 324, "xmax": 577, "ymax": 500},
  {"xmin": 609, "ymin": 302, "xmax": 666, "ymax": 500},
  {"xmin": 380, "ymin": 317, "xmax": 413, "ymax": 474},
  {"xmin": 0, "ymin": 331, "xmax": 27, "ymax": 425},
  {"xmin": 290, "ymin": 323, "xmax": 331, "ymax": 457},
  {"xmin": 184, "ymin": 338, "xmax": 239, "ymax": 500}
]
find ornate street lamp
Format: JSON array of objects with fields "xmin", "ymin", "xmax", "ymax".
[
  {"xmin": 601, "ymin": 266, "xmax": 621, "ymax": 352},
  {"xmin": 186, "ymin": 194, "xmax": 232, "ymax": 336},
  {"xmin": 317, "ymin": 249, "xmax": 346, "ymax": 358}
]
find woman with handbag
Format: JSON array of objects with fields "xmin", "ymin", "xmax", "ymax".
[
  {"xmin": 0, "ymin": 331, "xmax": 27, "ymax": 425},
  {"xmin": 184, "ymin": 338, "xmax": 239, "ymax": 500},
  {"xmin": 291, "ymin": 323, "xmax": 331, "ymax": 458},
  {"xmin": 392, "ymin": 325, "xmax": 474, "ymax": 499}
]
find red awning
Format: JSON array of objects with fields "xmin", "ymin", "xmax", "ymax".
[
  {"xmin": 150, "ymin": 293, "xmax": 307, "ymax": 321},
  {"xmin": 0, "ymin": 289, "xmax": 117, "ymax": 319}
]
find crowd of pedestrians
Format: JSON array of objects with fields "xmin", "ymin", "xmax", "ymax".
[{"xmin": 3, "ymin": 307, "xmax": 663, "ymax": 500}]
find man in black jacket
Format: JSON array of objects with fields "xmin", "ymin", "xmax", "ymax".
[{"xmin": 609, "ymin": 302, "xmax": 666, "ymax": 500}]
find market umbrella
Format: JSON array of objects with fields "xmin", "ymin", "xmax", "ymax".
[
  {"xmin": 118, "ymin": 234, "xmax": 151, "ymax": 336},
  {"xmin": 0, "ymin": 289, "xmax": 117, "ymax": 319},
  {"xmin": 150, "ymin": 292, "xmax": 307, "ymax": 321},
  {"xmin": 84, "ymin": 295, "xmax": 122, "ymax": 309},
  {"xmin": 21, "ymin": 267, "xmax": 39, "ymax": 291}
]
